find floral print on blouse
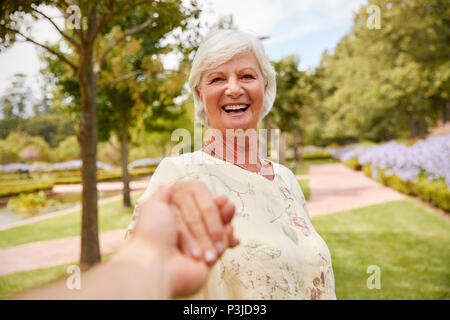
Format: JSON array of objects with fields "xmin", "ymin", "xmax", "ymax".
[{"xmin": 127, "ymin": 151, "xmax": 336, "ymax": 300}]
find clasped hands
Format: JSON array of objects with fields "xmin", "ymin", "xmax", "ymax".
[{"xmin": 127, "ymin": 180, "xmax": 239, "ymax": 297}]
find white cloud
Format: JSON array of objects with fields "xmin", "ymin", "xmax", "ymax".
[{"xmin": 200, "ymin": 0, "xmax": 284, "ymax": 35}]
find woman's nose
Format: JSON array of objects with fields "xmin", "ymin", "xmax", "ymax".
[{"xmin": 225, "ymin": 77, "xmax": 243, "ymax": 97}]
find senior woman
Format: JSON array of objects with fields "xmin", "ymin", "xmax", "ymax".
[{"xmin": 127, "ymin": 29, "xmax": 336, "ymax": 300}]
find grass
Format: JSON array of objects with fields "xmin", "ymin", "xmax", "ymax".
[
  {"xmin": 311, "ymin": 199, "xmax": 450, "ymax": 300},
  {"xmin": 298, "ymin": 179, "xmax": 310, "ymax": 200},
  {"xmin": 295, "ymin": 166, "xmax": 309, "ymax": 175},
  {"xmin": 302, "ymin": 158, "xmax": 337, "ymax": 165},
  {"xmin": 0, "ymin": 191, "xmax": 144, "ymax": 248}
]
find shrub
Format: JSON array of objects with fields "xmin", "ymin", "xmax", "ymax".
[
  {"xmin": 7, "ymin": 191, "xmax": 50, "ymax": 215},
  {"xmin": 0, "ymin": 181, "xmax": 54, "ymax": 198},
  {"xmin": 52, "ymin": 136, "xmax": 80, "ymax": 162},
  {"xmin": 361, "ymin": 164, "xmax": 449, "ymax": 212},
  {"xmin": 343, "ymin": 158, "xmax": 361, "ymax": 170}
]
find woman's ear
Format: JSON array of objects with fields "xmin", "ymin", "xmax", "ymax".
[{"xmin": 195, "ymin": 87, "xmax": 202, "ymax": 101}]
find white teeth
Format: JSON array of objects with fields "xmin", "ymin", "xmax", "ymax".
[{"xmin": 223, "ymin": 104, "xmax": 248, "ymax": 111}]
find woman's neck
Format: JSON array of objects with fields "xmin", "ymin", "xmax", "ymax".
[{"xmin": 206, "ymin": 128, "xmax": 261, "ymax": 172}]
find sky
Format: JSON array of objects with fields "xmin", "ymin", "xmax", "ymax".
[{"xmin": 0, "ymin": 0, "xmax": 367, "ymax": 100}]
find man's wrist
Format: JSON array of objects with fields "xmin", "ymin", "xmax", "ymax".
[{"xmin": 109, "ymin": 240, "xmax": 171, "ymax": 299}]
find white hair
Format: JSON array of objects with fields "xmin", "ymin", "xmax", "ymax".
[{"xmin": 188, "ymin": 29, "xmax": 276, "ymax": 126}]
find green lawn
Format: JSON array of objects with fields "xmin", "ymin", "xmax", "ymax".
[
  {"xmin": 312, "ymin": 199, "xmax": 450, "ymax": 300},
  {"xmin": 298, "ymin": 179, "xmax": 310, "ymax": 200},
  {"xmin": 1, "ymin": 195, "xmax": 448, "ymax": 299},
  {"xmin": 295, "ymin": 166, "xmax": 309, "ymax": 175},
  {"xmin": 0, "ymin": 191, "xmax": 144, "ymax": 248}
]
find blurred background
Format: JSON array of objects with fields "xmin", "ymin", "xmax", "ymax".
[{"xmin": 0, "ymin": 0, "xmax": 448, "ymax": 299}]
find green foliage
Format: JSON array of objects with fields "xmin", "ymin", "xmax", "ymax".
[
  {"xmin": 0, "ymin": 132, "xmax": 51, "ymax": 164},
  {"xmin": 302, "ymin": 151, "xmax": 332, "ymax": 160},
  {"xmin": 303, "ymin": 0, "xmax": 450, "ymax": 144},
  {"xmin": 294, "ymin": 166, "xmax": 309, "ymax": 175},
  {"xmin": 270, "ymin": 55, "xmax": 307, "ymax": 131},
  {"xmin": 24, "ymin": 113, "xmax": 77, "ymax": 148},
  {"xmin": 52, "ymin": 136, "xmax": 80, "ymax": 162},
  {"xmin": 7, "ymin": 191, "xmax": 53, "ymax": 215},
  {"xmin": 344, "ymin": 158, "xmax": 362, "ymax": 171},
  {"xmin": 0, "ymin": 181, "xmax": 54, "ymax": 198}
]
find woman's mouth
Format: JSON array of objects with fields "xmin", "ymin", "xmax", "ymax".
[{"xmin": 222, "ymin": 104, "xmax": 250, "ymax": 115}]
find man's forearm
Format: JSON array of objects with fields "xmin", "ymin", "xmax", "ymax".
[{"xmin": 14, "ymin": 243, "xmax": 171, "ymax": 300}]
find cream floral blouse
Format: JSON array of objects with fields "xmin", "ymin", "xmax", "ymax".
[{"xmin": 127, "ymin": 151, "xmax": 336, "ymax": 300}]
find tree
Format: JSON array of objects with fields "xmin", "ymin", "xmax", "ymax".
[
  {"xmin": 0, "ymin": 0, "xmax": 201, "ymax": 269},
  {"xmin": 307, "ymin": 0, "xmax": 450, "ymax": 144},
  {"xmin": 269, "ymin": 55, "xmax": 309, "ymax": 165},
  {"xmin": 95, "ymin": 34, "xmax": 194, "ymax": 207}
]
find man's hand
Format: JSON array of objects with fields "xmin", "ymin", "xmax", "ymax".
[{"xmin": 130, "ymin": 183, "xmax": 239, "ymax": 297}]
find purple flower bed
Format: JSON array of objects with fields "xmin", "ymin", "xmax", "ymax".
[
  {"xmin": 128, "ymin": 157, "xmax": 163, "ymax": 170},
  {"xmin": 0, "ymin": 160, "xmax": 112, "ymax": 173},
  {"xmin": 330, "ymin": 134, "xmax": 450, "ymax": 188}
]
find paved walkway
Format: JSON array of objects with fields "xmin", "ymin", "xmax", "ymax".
[
  {"xmin": 296, "ymin": 163, "xmax": 405, "ymax": 216},
  {"xmin": 0, "ymin": 163, "xmax": 406, "ymax": 277}
]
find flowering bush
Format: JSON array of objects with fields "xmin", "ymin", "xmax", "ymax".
[{"xmin": 330, "ymin": 134, "xmax": 450, "ymax": 188}]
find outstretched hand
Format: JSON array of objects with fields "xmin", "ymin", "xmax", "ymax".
[{"xmin": 130, "ymin": 183, "xmax": 239, "ymax": 297}]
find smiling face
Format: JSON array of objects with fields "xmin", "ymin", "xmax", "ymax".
[{"xmin": 196, "ymin": 51, "xmax": 267, "ymax": 133}]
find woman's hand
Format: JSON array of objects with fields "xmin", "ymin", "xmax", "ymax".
[{"xmin": 170, "ymin": 180, "xmax": 239, "ymax": 266}]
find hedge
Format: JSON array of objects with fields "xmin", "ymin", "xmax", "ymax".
[
  {"xmin": 0, "ymin": 167, "xmax": 157, "ymax": 198},
  {"xmin": 362, "ymin": 164, "xmax": 449, "ymax": 212},
  {"xmin": 0, "ymin": 181, "xmax": 54, "ymax": 198}
]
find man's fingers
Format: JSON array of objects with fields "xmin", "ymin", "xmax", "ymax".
[{"xmin": 176, "ymin": 217, "xmax": 203, "ymax": 260}]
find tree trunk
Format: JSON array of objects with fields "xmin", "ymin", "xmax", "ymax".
[
  {"xmin": 409, "ymin": 113, "xmax": 418, "ymax": 138},
  {"xmin": 418, "ymin": 105, "xmax": 427, "ymax": 138},
  {"xmin": 78, "ymin": 9, "xmax": 100, "ymax": 270},
  {"xmin": 121, "ymin": 125, "xmax": 131, "ymax": 208},
  {"xmin": 279, "ymin": 131, "xmax": 287, "ymax": 166}
]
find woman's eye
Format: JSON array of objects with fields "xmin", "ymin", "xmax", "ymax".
[
  {"xmin": 242, "ymin": 74, "xmax": 255, "ymax": 79},
  {"xmin": 211, "ymin": 78, "xmax": 223, "ymax": 83}
]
